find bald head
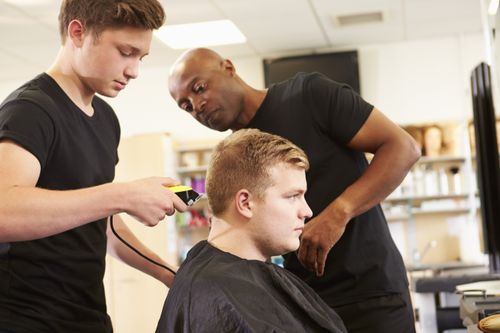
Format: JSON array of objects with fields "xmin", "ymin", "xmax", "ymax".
[
  {"xmin": 169, "ymin": 48, "xmax": 224, "ymax": 78},
  {"xmin": 168, "ymin": 48, "xmax": 230, "ymax": 104}
]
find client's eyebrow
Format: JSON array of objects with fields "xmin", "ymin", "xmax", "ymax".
[{"xmin": 284, "ymin": 188, "xmax": 307, "ymax": 196}]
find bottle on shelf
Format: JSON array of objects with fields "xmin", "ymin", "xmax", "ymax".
[
  {"xmin": 438, "ymin": 168, "xmax": 449, "ymax": 195},
  {"xmin": 449, "ymin": 166, "xmax": 462, "ymax": 194}
]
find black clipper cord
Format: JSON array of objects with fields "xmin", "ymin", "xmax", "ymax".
[{"xmin": 109, "ymin": 215, "xmax": 177, "ymax": 275}]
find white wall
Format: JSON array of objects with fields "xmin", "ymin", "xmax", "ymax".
[
  {"xmin": 0, "ymin": 33, "xmax": 486, "ymax": 142},
  {"xmin": 359, "ymin": 33, "xmax": 485, "ymax": 125}
]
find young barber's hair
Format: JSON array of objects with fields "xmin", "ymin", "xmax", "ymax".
[
  {"xmin": 206, "ymin": 129, "xmax": 309, "ymax": 215},
  {"xmin": 58, "ymin": 0, "xmax": 165, "ymax": 43}
]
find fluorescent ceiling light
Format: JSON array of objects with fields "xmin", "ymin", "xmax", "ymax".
[
  {"xmin": 334, "ymin": 11, "xmax": 384, "ymax": 27},
  {"xmin": 154, "ymin": 19, "xmax": 246, "ymax": 49},
  {"xmin": 4, "ymin": 0, "xmax": 52, "ymax": 5},
  {"xmin": 489, "ymin": 0, "xmax": 500, "ymax": 15}
]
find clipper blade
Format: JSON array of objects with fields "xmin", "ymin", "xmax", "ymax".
[{"xmin": 168, "ymin": 185, "xmax": 203, "ymax": 206}]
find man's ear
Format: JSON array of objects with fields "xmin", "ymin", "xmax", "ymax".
[
  {"xmin": 235, "ymin": 189, "xmax": 253, "ymax": 219},
  {"xmin": 67, "ymin": 19, "xmax": 86, "ymax": 47},
  {"xmin": 221, "ymin": 59, "xmax": 236, "ymax": 76}
]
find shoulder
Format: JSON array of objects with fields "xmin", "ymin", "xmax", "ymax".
[
  {"xmin": 172, "ymin": 242, "xmax": 248, "ymax": 286},
  {"xmin": 165, "ymin": 250, "xmax": 254, "ymax": 320},
  {"xmin": 284, "ymin": 71, "xmax": 340, "ymax": 85},
  {"xmin": 301, "ymin": 72, "xmax": 349, "ymax": 91},
  {"xmin": 171, "ymin": 248, "xmax": 265, "ymax": 299},
  {"xmin": 271, "ymin": 72, "xmax": 347, "ymax": 98},
  {"xmin": 272, "ymin": 72, "xmax": 317, "ymax": 89},
  {"xmin": 0, "ymin": 90, "xmax": 56, "ymax": 132},
  {"xmin": 2, "ymin": 75, "xmax": 54, "ymax": 107},
  {"xmin": 183, "ymin": 257, "xmax": 254, "ymax": 292},
  {"xmin": 0, "ymin": 75, "xmax": 62, "ymax": 124}
]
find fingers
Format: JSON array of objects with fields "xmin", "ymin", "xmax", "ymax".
[
  {"xmin": 157, "ymin": 177, "xmax": 188, "ymax": 212},
  {"xmin": 157, "ymin": 182, "xmax": 188, "ymax": 217},
  {"xmin": 126, "ymin": 177, "xmax": 190, "ymax": 226},
  {"xmin": 298, "ymin": 239, "xmax": 331, "ymax": 277},
  {"xmin": 297, "ymin": 244, "xmax": 307, "ymax": 268},
  {"xmin": 151, "ymin": 177, "xmax": 188, "ymax": 213},
  {"xmin": 168, "ymin": 189, "xmax": 188, "ymax": 212},
  {"xmin": 316, "ymin": 246, "xmax": 329, "ymax": 277},
  {"xmin": 159, "ymin": 195, "xmax": 185, "ymax": 218},
  {"xmin": 160, "ymin": 177, "xmax": 180, "ymax": 187},
  {"xmin": 297, "ymin": 242, "xmax": 315, "ymax": 272}
]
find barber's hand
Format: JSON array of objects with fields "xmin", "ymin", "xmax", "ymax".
[
  {"xmin": 123, "ymin": 177, "xmax": 188, "ymax": 226},
  {"xmin": 297, "ymin": 212, "xmax": 347, "ymax": 277}
]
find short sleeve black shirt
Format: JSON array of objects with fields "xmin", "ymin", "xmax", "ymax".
[
  {"xmin": 246, "ymin": 72, "xmax": 408, "ymax": 307},
  {"xmin": 0, "ymin": 73, "xmax": 120, "ymax": 332}
]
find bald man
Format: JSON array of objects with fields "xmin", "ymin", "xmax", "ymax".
[{"xmin": 168, "ymin": 48, "xmax": 421, "ymax": 333}]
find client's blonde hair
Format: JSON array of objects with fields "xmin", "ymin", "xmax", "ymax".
[{"xmin": 206, "ymin": 129, "xmax": 309, "ymax": 215}]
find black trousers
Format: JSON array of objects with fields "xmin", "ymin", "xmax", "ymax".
[{"xmin": 334, "ymin": 290, "xmax": 416, "ymax": 333}]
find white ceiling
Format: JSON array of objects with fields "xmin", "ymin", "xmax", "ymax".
[{"xmin": 0, "ymin": 0, "xmax": 484, "ymax": 83}]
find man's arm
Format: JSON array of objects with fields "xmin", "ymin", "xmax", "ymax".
[
  {"xmin": 106, "ymin": 214, "xmax": 176, "ymax": 287},
  {"xmin": 298, "ymin": 108, "xmax": 421, "ymax": 275},
  {"xmin": 0, "ymin": 140, "xmax": 187, "ymax": 242}
]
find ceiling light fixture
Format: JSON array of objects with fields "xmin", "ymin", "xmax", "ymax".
[
  {"xmin": 489, "ymin": 0, "xmax": 500, "ymax": 15},
  {"xmin": 334, "ymin": 11, "xmax": 384, "ymax": 27},
  {"xmin": 154, "ymin": 19, "xmax": 246, "ymax": 49},
  {"xmin": 4, "ymin": 0, "xmax": 52, "ymax": 5}
]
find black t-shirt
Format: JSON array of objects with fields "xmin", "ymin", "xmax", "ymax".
[
  {"xmin": 156, "ymin": 241, "xmax": 347, "ymax": 333},
  {"xmin": 0, "ymin": 73, "xmax": 120, "ymax": 332},
  {"xmin": 246, "ymin": 72, "xmax": 408, "ymax": 307}
]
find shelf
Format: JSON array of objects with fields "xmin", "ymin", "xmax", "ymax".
[
  {"xmin": 366, "ymin": 154, "xmax": 469, "ymax": 165},
  {"xmin": 416, "ymin": 155, "xmax": 466, "ymax": 164},
  {"xmin": 176, "ymin": 142, "xmax": 217, "ymax": 176},
  {"xmin": 411, "ymin": 207, "xmax": 471, "ymax": 215},
  {"xmin": 176, "ymin": 143, "xmax": 216, "ymax": 153},
  {"xmin": 406, "ymin": 261, "xmax": 487, "ymax": 273},
  {"xmin": 385, "ymin": 193, "xmax": 470, "ymax": 205},
  {"xmin": 386, "ymin": 207, "xmax": 472, "ymax": 221},
  {"xmin": 177, "ymin": 165, "xmax": 208, "ymax": 174},
  {"xmin": 386, "ymin": 214, "xmax": 411, "ymax": 222}
]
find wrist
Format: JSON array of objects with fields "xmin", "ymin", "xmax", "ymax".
[
  {"xmin": 110, "ymin": 182, "xmax": 130, "ymax": 214},
  {"xmin": 329, "ymin": 197, "xmax": 353, "ymax": 226}
]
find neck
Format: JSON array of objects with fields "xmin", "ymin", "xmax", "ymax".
[
  {"xmin": 46, "ymin": 48, "xmax": 95, "ymax": 116},
  {"xmin": 231, "ymin": 79, "xmax": 267, "ymax": 131},
  {"xmin": 208, "ymin": 216, "xmax": 268, "ymax": 262}
]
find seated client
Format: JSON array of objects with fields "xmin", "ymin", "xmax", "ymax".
[{"xmin": 156, "ymin": 128, "xmax": 347, "ymax": 333}]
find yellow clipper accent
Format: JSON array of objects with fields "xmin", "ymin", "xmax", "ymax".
[{"xmin": 168, "ymin": 185, "xmax": 193, "ymax": 193}]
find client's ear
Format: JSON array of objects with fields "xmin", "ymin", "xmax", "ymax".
[{"xmin": 235, "ymin": 189, "xmax": 253, "ymax": 219}]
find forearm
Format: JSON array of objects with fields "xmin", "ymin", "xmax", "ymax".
[
  {"xmin": 0, "ymin": 183, "xmax": 127, "ymax": 242},
  {"xmin": 0, "ymin": 141, "xmax": 186, "ymax": 242},
  {"xmin": 107, "ymin": 216, "xmax": 176, "ymax": 287},
  {"xmin": 327, "ymin": 139, "xmax": 420, "ymax": 223}
]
